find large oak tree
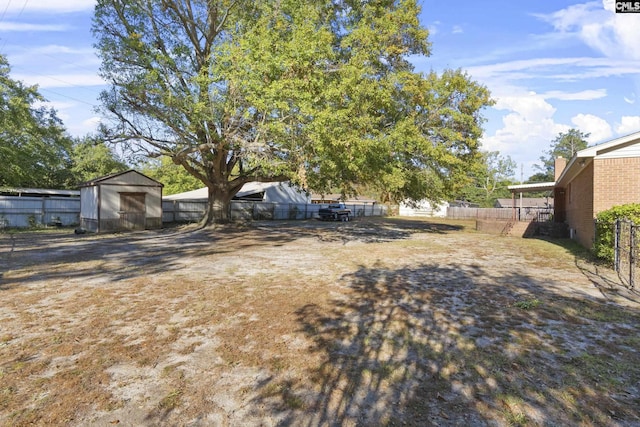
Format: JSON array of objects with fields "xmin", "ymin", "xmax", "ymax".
[{"xmin": 93, "ymin": 0, "xmax": 492, "ymax": 224}]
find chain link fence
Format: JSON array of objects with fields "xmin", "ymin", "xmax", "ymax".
[{"xmin": 614, "ymin": 219, "xmax": 639, "ymax": 289}]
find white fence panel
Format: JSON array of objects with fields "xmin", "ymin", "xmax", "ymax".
[
  {"xmin": 162, "ymin": 200, "xmax": 207, "ymax": 223},
  {"xmin": 0, "ymin": 196, "xmax": 80, "ymax": 228},
  {"xmin": 2, "ymin": 196, "xmax": 386, "ymax": 228}
]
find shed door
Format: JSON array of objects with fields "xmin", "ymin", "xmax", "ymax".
[{"xmin": 119, "ymin": 192, "xmax": 146, "ymax": 230}]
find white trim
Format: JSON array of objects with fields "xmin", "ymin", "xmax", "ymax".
[
  {"xmin": 556, "ymin": 131, "xmax": 640, "ymax": 185},
  {"xmin": 507, "ymin": 182, "xmax": 555, "ymax": 192},
  {"xmin": 576, "ymin": 131, "xmax": 640, "ymax": 158}
]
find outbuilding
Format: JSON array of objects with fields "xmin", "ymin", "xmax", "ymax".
[
  {"xmin": 79, "ymin": 170, "xmax": 163, "ymax": 233},
  {"xmin": 399, "ymin": 200, "xmax": 449, "ymax": 217},
  {"xmin": 164, "ymin": 181, "xmax": 310, "ymax": 204}
]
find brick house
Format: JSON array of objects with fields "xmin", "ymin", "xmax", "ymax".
[{"xmin": 554, "ymin": 131, "xmax": 640, "ymax": 249}]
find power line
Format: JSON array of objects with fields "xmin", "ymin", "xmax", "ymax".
[
  {"xmin": 7, "ymin": 61, "xmax": 105, "ymax": 100},
  {"xmin": 38, "ymin": 86, "xmax": 100, "ymax": 108},
  {"xmin": 0, "ymin": 0, "xmax": 13, "ymax": 25},
  {"xmin": 0, "ymin": 0, "xmax": 30, "ymax": 52}
]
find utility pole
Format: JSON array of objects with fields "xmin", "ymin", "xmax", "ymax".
[{"xmin": 519, "ymin": 164, "xmax": 523, "ymax": 220}]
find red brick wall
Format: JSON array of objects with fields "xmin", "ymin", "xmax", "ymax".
[
  {"xmin": 561, "ymin": 157, "xmax": 640, "ymax": 249},
  {"xmin": 593, "ymin": 157, "xmax": 640, "ymax": 214},
  {"xmin": 565, "ymin": 162, "xmax": 594, "ymax": 248}
]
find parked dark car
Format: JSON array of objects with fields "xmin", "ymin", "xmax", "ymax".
[{"xmin": 318, "ymin": 203, "xmax": 352, "ymax": 221}]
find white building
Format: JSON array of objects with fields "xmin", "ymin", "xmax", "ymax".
[
  {"xmin": 80, "ymin": 170, "xmax": 163, "ymax": 232},
  {"xmin": 399, "ymin": 200, "xmax": 448, "ymax": 217},
  {"xmin": 164, "ymin": 181, "xmax": 310, "ymax": 204}
]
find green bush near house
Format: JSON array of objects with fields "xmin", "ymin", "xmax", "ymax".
[{"xmin": 594, "ymin": 203, "xmax": 640, "ymax": 263}]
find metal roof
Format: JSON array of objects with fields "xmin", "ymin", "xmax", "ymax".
[
  {"xmin": 0, "ymin": 187, "xmax": 80, "ymax": 197},
  {"xmin": 78, "ymin": 170, "xmax": 163, "ymax": 187}
]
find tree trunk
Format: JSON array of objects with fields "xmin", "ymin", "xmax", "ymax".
[{"xmin": 201, "ymin": 185, "xmax": 233, "ymax": 226}]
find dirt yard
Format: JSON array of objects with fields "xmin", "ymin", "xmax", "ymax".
[{"xmin": 1, "ymin": 217, "xmax": 639, "ymax": 426}]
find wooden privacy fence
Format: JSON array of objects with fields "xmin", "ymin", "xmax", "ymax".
[{"xmin": 447, "ymin": 207, "xmax": 552, "ymax": 222}]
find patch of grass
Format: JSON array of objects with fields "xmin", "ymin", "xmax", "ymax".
[
  {"xmin": 499, "ymin": 395, "xmax": 529, "ymax": 426},
  {"xmin": 514, "ymin": 298, "xmax": 541, "ymax": 310},
  {"xmin": 161, "ymin": 362, "xmax": 185, "ymax": 377},
  {"xmin": 225, "ymin": 265, "xmax": 239, "ymax": 275},
  {"xmin": 270, "ymin": 357, "xmax": 288, "ymax": 372},
  {"xmin": 571, "ymin": 301, "xmax": 635, "ymax": 322},
  {"xmin": 564, "ymin": 351, "xmax": 630, "ymax": 387},
  {"xmin": 258, "ymin": 381, "xmax": 306, "ymax": 410},
  {"xmin": 158, "ymin": 388, "xmax": 182, "ymax": 410},
  {"xmin": 0, "ymin": 386, "xmax": 16, "ymax": 409},
  {"xmin": 179, "ymin": 341, "xmax": 203, "ymax": 355}
]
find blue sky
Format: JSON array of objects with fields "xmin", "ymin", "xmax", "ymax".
[{"xmin": 1, "ymin": 0, "xmax": 639, "ymax": 180}]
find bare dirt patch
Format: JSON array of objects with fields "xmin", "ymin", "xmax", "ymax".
[{"xmin": 1, "ymin": 217, "xmax": 639, "ymax": 426}]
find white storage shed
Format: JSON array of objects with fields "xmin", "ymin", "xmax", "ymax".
[{"xmin": 79, "ymin": 170, "xmax": 163, "ymax": 232}]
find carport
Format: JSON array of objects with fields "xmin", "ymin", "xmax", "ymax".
[{"xmin": 507, "ymin": 182, "xmax": 555, "ymax": 221}]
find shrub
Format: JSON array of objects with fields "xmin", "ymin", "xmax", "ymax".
[{"xmin": 593, "ymin": 203, "xmax": 640, "ymax": 263}]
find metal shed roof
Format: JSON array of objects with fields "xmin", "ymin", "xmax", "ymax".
[{"xmin": 78, "ymin": 170, "xmax": 163, "ymax": 188}]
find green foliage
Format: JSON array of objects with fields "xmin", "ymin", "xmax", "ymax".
[
  {"xmin": 69, "ymin": 136, "xmax": 129, "ymax": 183},
  {"xmin": 0, "ymin": 54, "xmax": 74, "ymax": 188},
  {"xmin": 534, "ymin": 129, "xmax": 589, "ymax": 181},
  {"xmin": 93, "ymin": 0, "xmax": 493, "ymax": 224},
  {"xmin": 594, "ymin": 204, "xmax": 640, "ymax": 262},
  {"xmin": 140, "ymin": 157, "xmax": 202, "ymax": 195},
  {"xmin": 457, "ymin": 151, "xmax": 516, "ymax": 207},
  {"xmin": 514, "ymin": 298, "xmax": 541, "ymax": 310}
]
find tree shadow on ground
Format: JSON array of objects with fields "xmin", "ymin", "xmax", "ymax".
[
  {"xmin": 0, "ymin": 218, "xmax": 464, "ymax": 290},
  {"xmin": 254, "ymin": 262, "xmax": 640, "ymax": 426}
]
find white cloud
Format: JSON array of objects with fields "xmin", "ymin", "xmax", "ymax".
[
  {"xmin": 570, "ymin": 113, "xmax": 612, "ymax": 142},
  {"xmin": 26, "ymin": 45, "xmax": 95, "ymax": 55},
  {"xmin": 428, "ymin": 21, "xmax": 441, "ymax": 36},
  {"xmin": 615, "ymin": 116, "xmax": 640, "ymax": 134},
  {"xmin": 0, "ymin": 22, "xmax": 68, "ymax": 32},
  {"xmin": 452, "ymin": 25, "xmax": 463, "ymax": 34},
  {"xmin": 493, "ymin": 92, "xmax": 556, "ymax": 122},
  {"xmin": 481, "ymin": 92, "xmax": 570, "ymax": 178},
  {"xmin": 467, "ymin": 57, "xmax": 640, "ymax": 84},
  {"xmin": 537, "ymin": 0, "xmax": 640, "ymax": 60},
  {"xmin": 1, "ymin": 0, "xmax": 95, "ymax": 14},
  {"xmin": 82, "ymin": 116, "xmax": 102, "ymax": 128},
  {"xmin": 35, "ymin": 100, "xmax": 74, "ymax": 111},
  {"xmin": 542, "ymin": 89, "xmax": 606, "ymax": 101},
  {"xmin": 624, "ymin": 94, "xmax": 636, "ymax": 104}
]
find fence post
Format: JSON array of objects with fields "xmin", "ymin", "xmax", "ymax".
[
  {"xmin": 41, "ymin": 197, "xmax": 46, "ymax": 226},
  {"xmin": 630, "ymin": 222, "xmax": 635, "ymax": 288},
  {"xmin": 614, "ymin": 219, "xmax": 619, "ymax": 273}
]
